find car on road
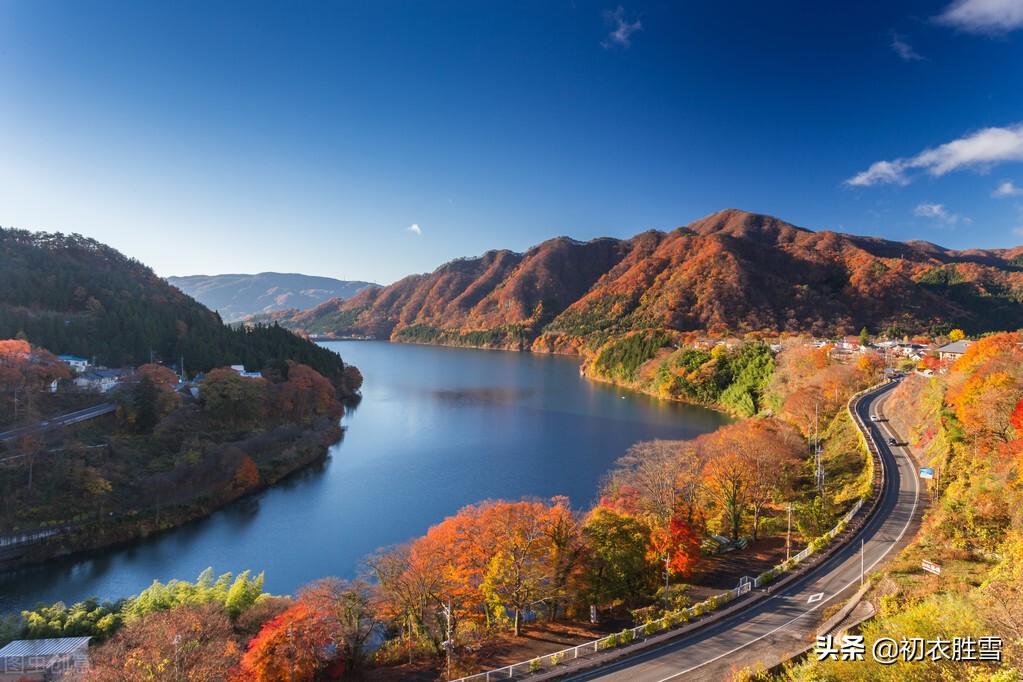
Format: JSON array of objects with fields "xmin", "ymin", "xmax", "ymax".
[
  {"xmin": 887, "ymin": 437, "xmax": 897, "ymax": 446},
  {"xmin": 870, "ymin": 414, "xmax": 881, "ymax": 422}
]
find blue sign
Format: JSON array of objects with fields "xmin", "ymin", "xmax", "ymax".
[{"xmin": 919, "ymin": 467, "xmax": 934, "ymax": 479}]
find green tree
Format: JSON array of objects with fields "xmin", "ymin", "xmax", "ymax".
[
  {"xmin": 582, "ymin": 507, "xmax": 653, "ymax": 609},
  {"xmin": 200, "ymin": 368, "xmax": 267, "ymax": 429}
]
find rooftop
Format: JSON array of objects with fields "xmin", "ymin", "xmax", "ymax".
[
  {"xmin": 936, "ymin": 340, "xmax": 973, "ymax": 354},
  {"xmin": 0, "ymin": 636, "xmax": 91, "ymax": 659}
]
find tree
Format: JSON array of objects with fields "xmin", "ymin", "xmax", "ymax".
[
  {"xmin": 606, "ymin": 440, "xmax": 705, "ymax": 526},
  {"xmin": 298, "ymin": 578, "xmax": 377, "ymax": 670},
  {"xmin": 859, "ymin": 326, "xmax": 870, "ymax": 348},
  {"xmin": 200, "ymin": 368, "xmax": 267, "ymax": 429},
  {"xmin": 702, "ymin": 452, "xmax": 750, "ymax": 541},
  {"xmin": 582, "ymin": 507, "xmax": 653, "ymax": 609},
  {"xmin": 236, "ymin": 602, "xmax": 330, "ymax": 682},
  {"xmin": 647, "ymin": 511, "xmax": 701, "ymax": 578},
  {"xmin": 274, "ymin": 363, "xmax": 339, "ymax": 423},
  {"xmin": 948, "ymin": 328, "xmax": 966, "ymax": 342},
  {"xmin": 479, "ymin": 506, "xmax": 552, "ymax": 636},
  {"xmin": 86, "ymin": 604, "xmax": 239, "ymax": 682}
]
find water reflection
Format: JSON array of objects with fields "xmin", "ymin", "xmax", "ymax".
[{"xmin": 1, "ymin": 341, "xmax": 729, "ymax": 611}]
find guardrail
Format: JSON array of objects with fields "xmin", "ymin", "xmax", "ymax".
[
  {"xmin": 450, "ymin": 382, "xmax": 892, "ymax": 682},
  {"xmin": 0, "ymin": 528, "xmax": 60, "ymax": 549}
]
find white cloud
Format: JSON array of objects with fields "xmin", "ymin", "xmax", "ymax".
[
  {"xmin": 936, "ymin": 0, "xmax": 1023, "ymax": 34},
  {"xmin": 891, "ymin": 32, "xmax": 923, "ymax": 61},
  {"xmin": 601, "ymin": 6, "xmax": 642, "ymax": 48},
  {"xmin": 914, "ymin": 202, "xmax": 963, "ymax": 224},
  {"xmin": 993, "ymin": 179, "xmax": 1023, "ymax": 197},
  {"xmin": 846, "ymin": 123, "xmax": 1023, "ymax": 186},
  {"xmin": 407, "ymin": 223, "xmax": 422, "ymax": 235}
]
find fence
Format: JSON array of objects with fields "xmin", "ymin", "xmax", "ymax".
[
  {"xmin": 450, "ymin": 382, "xmax": 891, "ymax": 682},
  {"xmin": 0, "ymin": 528, "xmax": 60, "ymax": 549}
]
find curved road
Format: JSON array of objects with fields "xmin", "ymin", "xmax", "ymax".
[{"xmin": 566, "ymin": 382, "xmax": 923, "ymax": 682}]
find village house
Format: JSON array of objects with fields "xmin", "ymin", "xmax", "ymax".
[
  {"xmin": 230, "ymin": 364, "xmax": 263, "ymax": 379},
  {"xmin": 0, "ymin": 636, "xmax": 90, "ymax": 681},
  {"xmin": 935, "ymin": 339, "xmax": 973, "ymax": 364},
  {"xmin": 73, "ymin": 367, "xmax": 134, "ymax": 393},
  {"xmin": 56, "ymin": 355, "xmax": 89, "ymax": 372}
]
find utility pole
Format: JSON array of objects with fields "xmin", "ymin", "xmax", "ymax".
[
  {"xmin": 663, "ymin": 553, "xmax": 671, "ymax": 610},
  {"xmin": 814, "ymin": 401, "xmax": 824, "ymax": 496},
  {"xmin": 786, "ymin": 504, "xmax": 792, "ymax": 561}
]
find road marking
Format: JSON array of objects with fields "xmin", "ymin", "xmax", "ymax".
[
  {"xmin": 647, "ymin": 388, "xmax": 921, "ymax": 682},
  {"xmin": 807, "ymin": 592, "xmax": 824, "ymax": 604}
]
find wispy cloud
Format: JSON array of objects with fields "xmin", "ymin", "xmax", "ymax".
[
  {"xmin": 993, "ymin": 180, "xmax": 1023, "ymax": 197},
  {"xmin": 936, "ymin": 0, "xmax": 1023, "ymax": 34},
  {"xmin": 1013, "ymin": 226, "xmax": 1023, "ymax": 237},
  {"xmin": 845, "ymin": 123, "xmax": 1023, "ymax": 187},
  {"xmin": 601, "ymin": 6, "xmax": 642, "ymax": 49},
  {"xmin": 914, "ymin": 202, "xmax": 964, "ymax": 225},
  {"xmin": 890, "ymin": 32, "xmax": 923, "ymax": 61},
  {"xmin": 407, "ymin": 223, "xmax": 422, "ymax": 236}
]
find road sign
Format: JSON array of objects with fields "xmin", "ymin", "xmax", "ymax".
[
  {"xmin": 919, "ymin": 467, "xmax": 934, "ymax": 479},
  {"xmin": 922, "ymin": 560, "xmax": 942, "ymax": 575}
]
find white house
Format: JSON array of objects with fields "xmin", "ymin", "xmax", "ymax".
[
  {"xmin": 230, "ymin": 364, "xmax": 263, "ymax": 379},
  {"xmin": 57, "ymin": 355, "xmax": 89, "ymax": 372},
  {"xmin": 74, "ymin": 368, "xmax": 133, "ymax": 393}
]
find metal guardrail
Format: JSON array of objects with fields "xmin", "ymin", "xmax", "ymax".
[
  {"xmin": 0, "ymin": 528, "xmax": 60, "ymax": 549},
  {"xmin": 451, "ymin": 382, "xmax": 891, "ymax": 682}
]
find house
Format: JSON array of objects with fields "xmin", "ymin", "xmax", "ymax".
[
  {"xmin": 230, "ymin": 364, "xmax": 263, "ymax": 379},
  {"xmin": 57, "ymin": 355, "xmax": 89, "ymax": 372},
  {"xmin": 0, "ymin": 636, "xmax": 90, "ymax": 680},
  {"xmin": 936, "ymin": 340, "xmax": 973, "ymax": 363},
  {"xmin": 74, "ymin": 368, "xmax": 134, "ymax": 393}
]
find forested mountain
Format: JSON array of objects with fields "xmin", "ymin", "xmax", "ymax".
[
  {"xmin": 0, "ymin": 228, "xmax": 360, "ymax": 396},
  {"xmin": 270, "ymin": 209, "xmax": 1023, "ymax": 349},
  {"xmin": 167, "ymin": 273, "xmax": 378, "ymax": 323}
]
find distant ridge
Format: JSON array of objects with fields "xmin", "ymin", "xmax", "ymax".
[
  {"xmin": 265, "ymin": 209, "xmax": 1023, "ymax": 349},
  {"xmin": 167, "ymin": 272, "xmax": 379, "ymax": 323}
]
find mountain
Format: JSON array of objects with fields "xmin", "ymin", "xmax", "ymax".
[
  {"xmin": 166, "ymin": 273, "xmax": 378, "ymax": 323},
  {"xmin": 0, "ymin": 228, "xmax": 360, "ymax": 396},
  {"xmin": 267, "ymin": 209, "xmax": 1023, "ymax": 350}
]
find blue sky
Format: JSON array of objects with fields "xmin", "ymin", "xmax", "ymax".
[{"xmin": 2, "ymin": 1, "xmax": 1022, "ymax": 284}]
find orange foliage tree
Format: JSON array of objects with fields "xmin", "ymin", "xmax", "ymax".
[{"xmin": 234, "ymin": 602, "xmax": 330, "ymax": 682}]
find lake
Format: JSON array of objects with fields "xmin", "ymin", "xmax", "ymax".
[{"xmin": 0, "ymin": 341, "xmax": 730, "ymax": 612}]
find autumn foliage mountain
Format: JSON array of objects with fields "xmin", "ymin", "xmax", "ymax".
[{"xmin": 273, "ymin": 209, "xmax": 1023, "ymax": 348}]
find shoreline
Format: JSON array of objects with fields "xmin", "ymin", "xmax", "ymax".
[{"xmin": 0, "ymin": 418, "xmax": 344, "ymax": 575}]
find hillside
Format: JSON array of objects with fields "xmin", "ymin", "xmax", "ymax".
[
  {"xmin": 268, "ymin": 209, "xmax": 1023, "ymax": 349},
  {"xmin": 0, "ymin": 228, "xmax": 360, "ymax": 397},
  {"xmin": 167, "ymin": 272, "xmax": 378, "ymax": 323}
]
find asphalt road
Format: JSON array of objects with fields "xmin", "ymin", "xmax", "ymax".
[
  {"xmin": 566, "ymin": 382, "xmax": 922, "ymax": 682},
  {"xmin": 0, "ymin": 402, "xmax": 116, "ymax": 443}
]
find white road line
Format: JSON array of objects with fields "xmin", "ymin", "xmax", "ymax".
[{"xmin": 650, "ymin": 390, "xmax": 920, "ymax": 682}]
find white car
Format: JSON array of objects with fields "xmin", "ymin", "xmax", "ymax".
[{"xmin": 869, "ymin": 415, "xmax": 880, "ymax": 422}]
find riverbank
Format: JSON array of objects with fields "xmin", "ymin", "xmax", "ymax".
[{"xmin": 0, "ymin": 416, "xmax": 344, "ymax": 571}]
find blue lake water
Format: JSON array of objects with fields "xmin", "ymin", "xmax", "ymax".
[{"xmin": 0, "ymin": 341, "xmax": 730, "ymax": 612}]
